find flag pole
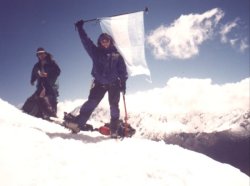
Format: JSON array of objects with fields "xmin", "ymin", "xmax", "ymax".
[{"xmin": 81, "ymin": 7, "xmax": 149, "ymax": 24}]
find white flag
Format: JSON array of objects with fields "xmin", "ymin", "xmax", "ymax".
[{"xmin": 100, "ymin": 11, "xmax": 151, "ymax": 78}]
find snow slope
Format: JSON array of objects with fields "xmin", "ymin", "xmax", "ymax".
[{"xmin": 0, "ymin": 97, "xmax": 249, "ymax": 186}]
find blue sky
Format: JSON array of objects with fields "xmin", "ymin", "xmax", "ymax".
[{"xmin": 0, "ymin": 0, "xmax": 249, "ymax": 106}]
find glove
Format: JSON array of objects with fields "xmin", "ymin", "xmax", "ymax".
[
  {"xmin": 75, "ymin": 20, "xmax": 84, "ymax": 29},
  {"xmin": 38, "ymin": 70, "xmax": 47, "ymax": 77},
  {"xmin": 120, "ymin": 80, "xmax": 126, "ymax": 94}
]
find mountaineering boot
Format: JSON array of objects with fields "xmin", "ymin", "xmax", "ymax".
[
  {"xmin": 110, "ymin": 131, "xmax": 118, "ymax": 139},
  {"xmin": 63, "ymin": 112, "xmax": 81, "ymax": 133},
  {"xmin": 63, "ymin": 112, "xmax": 94, "ymax": 133},
  {"xmin": 63, "ymin": 121, "xmax": 81, "ymax": 133},
  {"xmin": 79, "ymin": 124, "xmax": 94, "ymax": 131},
  {"xmin": 110, "ymin": 119, "xmax": 120, "ymax": 138}
]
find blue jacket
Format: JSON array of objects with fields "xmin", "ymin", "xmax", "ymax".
[
  {"xmin": 77, "ymin": 27, "xmax": 128, "ymax": 85},
  {"xmin": 31, "ymin": 59, "xmax": 61, "ymax": 96}
]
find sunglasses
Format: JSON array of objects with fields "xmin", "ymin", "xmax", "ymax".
[
  {"xmin": 100, "ymin": 39, "xmax": 110, "ymax": 44},
  {"xmin": 37, "ymin": 52, "xmax": 46, "ymax": 55}
]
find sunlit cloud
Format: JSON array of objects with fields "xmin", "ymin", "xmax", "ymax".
[
  {"xmin": 219, "ymin": 19, "xmax": 238, "ymax": 43},
  {"xmin": 219, "ymin": 18, "xmax": 249, "ymax": 52},
  {"xmin": 239, "ymin": 38, "xmax": 249, "ymax": 52},
  {"xmin": 126, "ymin": 77, "xmax": 249, "ymax": 115},
  {"xmin": 147, "ymin": 8, "xmax": 249, "ymax": 60},
  {"xmin": 229, "ymin": 38, "xmax": 238, "ymax": 47},
  {"xmin": 146, "ymin": 8, "xmax": 224, "ymax": 60}
]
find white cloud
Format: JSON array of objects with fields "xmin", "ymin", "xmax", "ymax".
[
  {"xmin": 127, "ymin": 77, "xmax": 249, "ymax": 115},
  {"xmin": 219, "ymin": 19, "xmax": 249, "ymax": 51},
  {"xmin": 219, "ymin": 18, "xmax": 249, "ymax": 52},
  {"xmin": 239, "ymin": 38, "xmax": 249, "ymax": 52},
  {"xmin": 220, "ymin": 19, "xmax": 238, "ymax": 43},
  {"xmin": 229, "ymin": 38, "xmax": 238, "ymax": 46},
  {"xmin": 55, "ymin": 77, "xmax": 249, "ymax": 134},
  {"xmin": 146, "ymin": 8, "xmax": 224, "ymax": 60}
]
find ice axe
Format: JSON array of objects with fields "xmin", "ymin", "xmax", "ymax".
[
  {"xmin": 122, "ymin": 91, "xmax": 130, "ymax": 137},
  {"xmin": 122, "ymin": 92, "xmax": 128, "ymax": 125}
]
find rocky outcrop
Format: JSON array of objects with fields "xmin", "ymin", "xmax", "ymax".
[{"xmin": 164, "ymin": 130, "xmax": 250, "ymax": 176}]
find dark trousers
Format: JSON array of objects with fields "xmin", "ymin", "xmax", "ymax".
[
  {"xmin": 36, "ymin": 83, "xmax": 58, "ymax": 113},
  {"xmin": 76, "ymin": 80, "xmax": 121, "ymax": 127}
]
